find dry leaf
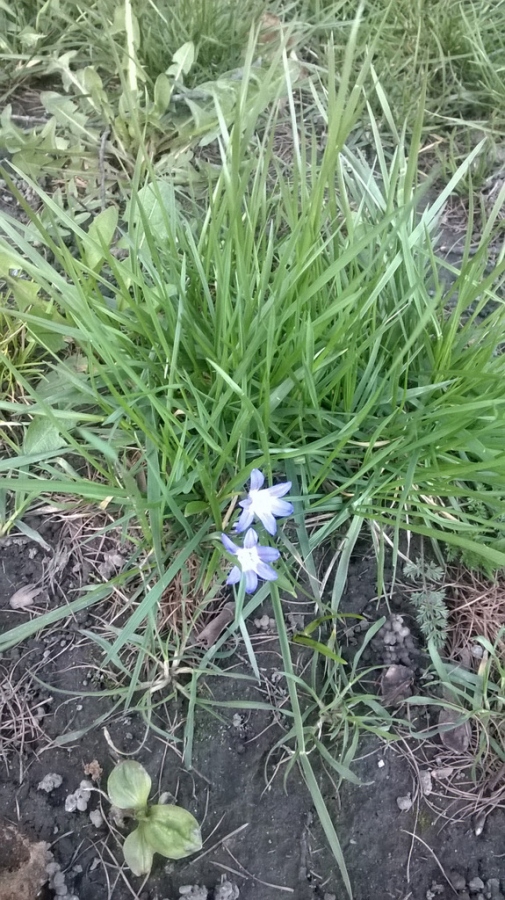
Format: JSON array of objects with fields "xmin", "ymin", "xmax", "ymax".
[
  {"xmin": 438, "ymin": 709, "xmax": 471, "ymax": 753},
  {"xmin": 431, "ymin": 766, "xmax": 454, "ymax": 781},
  {"xmin": 98, "ymin": 551, "xmax": 124, "ymax": 579},
  {"xmin": 9, "ymin": 584, "xmax": 44, "ymax": 609},
  {"xmin": 474, "ymin": 809, "xmax": 488, "ymax": 836},
  {"xmin": 83, "ymin": 759, "xmax": 103, "ymax": 782},
  {"xmin": 419, "ymin": 770, "xmax": 432, "ymax": 796},
  {"xmin": 196, "ymin": 603, "xmax": 235, "ymax": 649},
  {"xmin": 258, "ymin": 12, "xmax": 297, "ymax": 50},
  {"xmin": 380, "ymin": 664, "xmax": 413, "ymax": 706}
]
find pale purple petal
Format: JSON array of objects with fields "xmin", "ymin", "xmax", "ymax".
[
  {"xmin": 249, "ymin": 469, "xmax": 265, "ymax": 491},
  {"xmin": 256, "ymin": 546, "xmax": 280, "ymax": 563},
  {"xmin": 255, "ymin": 561, "xmax": 278, "ymax": 582},
  {"xmin": 243, "ymin": 528, "xmax": 258, "ymax": 548},
  {"xmin": 226, "ymin": 566, "xmax": 241, "ymax": 585},
  {"xmin": 221, "ymin": 533, "xmax": 239, "ymax": 554},
  {"xmin": 267, "ymin": 481, "xmax": 291, "ymax": 498},
  {"xmin": 244, "ymin": 570, "xmax": 258, "ymax": 593},
  {"xmin": 256, "ymin": 509, "xmax": 277, "ymax": 536},
  {"xmin": 269, "ymin": 498, "xmax": 294, "ymax": 517},
  {"xmin": 234, "ymin": 506, "xmax": 254, "ymax": 534}
]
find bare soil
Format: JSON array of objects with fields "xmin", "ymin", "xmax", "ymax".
[{"xmin": 1, "ymin": 525, "xmax": 505, "ymax": 900}]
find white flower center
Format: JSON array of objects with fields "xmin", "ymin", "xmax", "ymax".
[
  {"xmin": 236, "ymin": 546, "xmax": 260, "ymax": 571},
  {"xmin": 249, "ymin": 489, "xmax": 271, "ymax": 514}
]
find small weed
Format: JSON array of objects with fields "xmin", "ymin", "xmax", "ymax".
[
  {"xmin": 107, "ymin": 760, "xmax": 202, "ymax": 876},
  {"xmin": 407, "ymin": 634, "xmax": 505, "ymax": 824}
]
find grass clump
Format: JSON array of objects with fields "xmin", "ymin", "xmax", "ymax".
[{"xmin": 1, "ymin": 44, "xmax": 505, "ymax": 632}]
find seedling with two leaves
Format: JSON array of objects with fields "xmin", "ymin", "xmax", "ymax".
[{"xmin": 107, "ymin": 760, "xmax": 202, "ymax": 877}]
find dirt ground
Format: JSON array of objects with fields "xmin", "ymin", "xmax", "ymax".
[{"xmin": 1, "ymin": 523, "xmax": 505, "ymax": 900}]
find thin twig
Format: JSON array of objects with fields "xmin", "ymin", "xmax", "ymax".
[
  {"xmin": 402, "ymin": 831, "xmax": 458, "ymax": 895},
  {"xmin": 184, "ymin": 823, "xmax": 249, "ymax": 867}
]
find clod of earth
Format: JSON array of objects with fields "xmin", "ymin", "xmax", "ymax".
[
  {"xmin": 65, "ymin": 778, "xmax": 93, "ymax": 812},
  {"xmin": 37, "ymin": 772, "xmax": 63, "ymax": 792},
  {"xmin": 380, "ymin": 663, "xmax": 414, "ymax": 705},
  {"xmin": 438, "ymin": 708, "xmax": 471, "ymax": 752},
  {"xmin": 0, "ymin": 821, "xmax": 52, "ymax": 900},
  {"xmin": 396, "ymin": 793, "xmax": 413, "ymax": 811}
]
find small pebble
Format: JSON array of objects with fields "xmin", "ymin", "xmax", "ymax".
[
  {"xmin": 215, "ymin": 881, "xmax": 239, "ymax": 900},
  {"xmin": 89, "ymin": 809, "xmax": 104, "ymax": 828},
  {"xmin": 38, "ymin": 773, "xmax": 63, "ymax": 793},
  {"xmin": 449, "ymin": 872, "xmax": 467, "ymax": 892},
  {"xmin": 469, "ymin": 879, "xmax": 485, "ymax": 893},
  {"xmin": 486, "ymin": 879, "xmax": 504, "ymax": 900},
  {"xmin": 396, "ymin": 793, "xmax": 413, "ymax": 811}
]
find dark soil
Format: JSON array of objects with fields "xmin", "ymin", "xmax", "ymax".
[{"xmin": 1, "ymin": 526, "xmax": 505, "ymax": 900}]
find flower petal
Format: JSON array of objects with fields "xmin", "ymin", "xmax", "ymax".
[
  {"xmin": 226, "ymin": 565, "xmax": 242, "ymax": 585},
  {"xmin": 249, "ymin": 469, "xmax": 265, "ymax": 491},
  {"xmin": 255, "ymin": 561, "xmax": 278, "ymax": 582},
  {"xmin": 269, "ymin": 499, "xmax": 294, "ymax": 517},
  {"xmin": 256, "ymin": 510, "xmax": 277, "ymax": 535},
  {"xmin": 234, "ymin": 507, "xmax": 254, "ymax": 534},
  {"xmin": 221, "ymin": 533, "xmax": 238, "ymax": 554},
  {"xmin": 256, "ymin": 546, "xmax": 281, "ymax": 563},
  {"xmin": 267, "ymin": 481, "xmax": 292, "ymax": 498},
  {"xmin": 243, "ymin": 528, "xmax": 259, "ymax": 548},
  {"xmin": 244, "ymin": 569, "xmax": 258, "ymax": 593}
]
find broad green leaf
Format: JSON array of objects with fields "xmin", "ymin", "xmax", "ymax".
[
  {"xmin": 123, "ymin": 824, "xmax": 154, "ymax": 876},
  {"xmin": 40, "ymin": 92, "xmax": 89, "ymax": 136},
  {"xmin": 167, "ymin": 42, "xmax": 195, "ymax": 80},
  {"xmin": 83, "ymin": 67, "xmax": 113, "ymax": 119},
  {"xmin": 144, "ymin": 804, "xmax": 202, "ymax": 859},
  {"xmin": 25, "ymin": 315, "xmax": 67, "ymax": 353},
  {"xmin": 129, "ymin": 181, "xmax": 175, "ymax": 244},
  {"xmin": 86, "ymin": 206, "xmax": 118, "ymax": 270},
  {"xmin": 107, "ymin": 760, "xmax": 151, "ymax": 810},
  {"xmin": 10, "ymin": 279, "xmax": 40, "ymax": 310},
  {"xmin": 154, "ymin": 73, "xmax": 173, "ymax": 115},
  {"xmin": 19, "ymin": 27, "xmax": 45, "ymax": 49},
  {"xmin": 23, "ymin": 418, "xmax": 66, "ymax": 455},
  {"xmin": 0, "ymin": 250, "xmax": 23, "ymax": 276}
]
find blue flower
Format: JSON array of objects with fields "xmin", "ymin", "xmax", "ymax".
[
  {"xmin": 235, "ymin": 468, "xmax": 293, "ymax": 536},
  {"xmin": 221, "ymin": 528, "xmax": 280, "ymax": 593}
]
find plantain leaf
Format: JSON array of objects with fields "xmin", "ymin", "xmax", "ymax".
[
  {"xmin": 143, "ymin": 804, "xmax": 202, "ymax": 859},
  {"xmin": 86, "ymin": 206, "xmax": 118, "ymax": 270},
  {"xmin": 123, "ymin": 824, "xmax": 154, "ymax": 876},
  {"xmin": 23, "ymin": 417, "xmax": 66, "ymax": 455},
  {"xmin": 167, "ymin": 42, "xmax": 195, "ymax": 80},
  {"xmin": 154, "ymin": 73, "xmax": 173, "ymax": 114},
  {"xmin": 107, "ymin": 760, "xmax": 151, "ymax": 810}
]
